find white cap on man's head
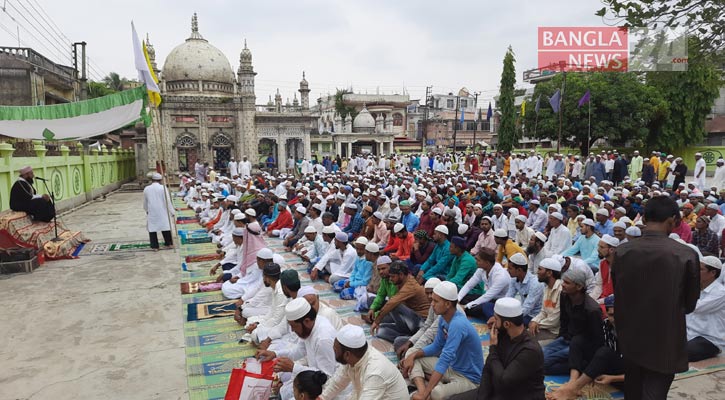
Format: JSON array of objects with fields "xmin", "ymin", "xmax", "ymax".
[
  {"xmin": 494, "ymin": 297, "xmax": 523, "ymax": 318},
  {"xmin": 433, "ymin": 281, "xmax": 458, "ymax": 301},
  {"xmin": 493, "ymin": 229, "xmax": 508, "ymax": 238},
  {"xmin": 285, "ymin": 297, "xmax": 312, "ymax": 321},
  {"xmin": 337, "ymin": 325, "xmax": 367, "ymax": 348}
]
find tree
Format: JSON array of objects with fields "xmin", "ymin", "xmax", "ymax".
[
  {"xmin": 596, "ymin": 0, "xmax": 723, "ymax": 60},
  {"xmin": 87, "ymin": 81, "xmax": 115, "ymax": 99},
  {"xmin": 334, "ymin": 89, "xmax": 358, "ymax": 120},
  {"xmin": 644, "ymin": 38, "xmax": 722, "ymax": 149},
  {"xmin": 525, "ymin": 72, "xmax": 668, "ymax": 155},
  {"xmin": 497, "ymin": 46, "xmax": 518, "ymax": 152},
  {"xmin": 102, "ymin": 72, "xmax": 130, "ymax": 92}
]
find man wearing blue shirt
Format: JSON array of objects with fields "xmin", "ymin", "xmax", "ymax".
[
  {"xmin": 400, "ymin": 200, "xmax": 420, "ymax": 233},
  {"xmin": 403, "ymin": 281, "xmax": 483, "ymax": 400},
  {"xmin": 503, "ymin": 256, "xmax": 545, "ymax": 326},
  {"xmin": 562, "ymin": 218, "xmax": 601, "ymax": 269},
  {"xmin": 417, "ymin": 225, "xmax": 454, "ymax": 282},
  {"xmin": 594, "ymin": 209, "xmax": 614, "ymax": 237}
]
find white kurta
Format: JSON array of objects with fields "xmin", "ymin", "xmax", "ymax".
[{"xmin": 143, "ymin": 182, "xmax": 174, "ymax": 232}]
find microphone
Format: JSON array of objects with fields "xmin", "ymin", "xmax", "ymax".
[{"xmin": 35, "ymin": 177, "xmax": 47, "ymax": 181}]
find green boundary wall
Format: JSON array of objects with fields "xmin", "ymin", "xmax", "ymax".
[{"xmin": 0, "ymin": 141, "xmax": 136, "ymax": 212}]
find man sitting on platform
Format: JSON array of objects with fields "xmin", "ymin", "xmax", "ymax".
[{"xmin": 10, "ymin": 166, "xmax": 56, "ymax": 223}]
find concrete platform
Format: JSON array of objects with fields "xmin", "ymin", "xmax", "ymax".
[
  {"xmin": 0, "ymin": 191, "xmax": 186, "ymax": 400},
  {"xmin": 0, "ymin": 190, "xmax": 722, "ymax": 400}
]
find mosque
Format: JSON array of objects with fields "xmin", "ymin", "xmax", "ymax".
[{"xmin": 144, "ymin": 13, "xmax": 315, "ymax": 174}]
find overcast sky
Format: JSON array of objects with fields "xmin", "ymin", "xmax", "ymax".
[{"xmin": 2, "ymin": 0, "xmax": 608, "ymax": 106}]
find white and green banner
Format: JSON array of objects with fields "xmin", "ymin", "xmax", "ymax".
[{"xmin": 0, "ymin": 86, "xmax": 149, "ymax": 140}]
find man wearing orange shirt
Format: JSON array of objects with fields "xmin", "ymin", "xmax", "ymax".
[{"xmin": 391, "ymin": 223, "xmax": 415, "ymax": 262}]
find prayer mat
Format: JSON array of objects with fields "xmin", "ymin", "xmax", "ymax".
[
  {"xmin": 177, "ymin": 219, "xmax": 200, "ymax": 225},
  {"xmin": 186, "ymin": 254, "xmax": 222, "ymax": 263},
  {"xmin": 187, "ymin": 300, "xmax": 238, "ymax": 322},
  {"xmin": 181, "ymin": 281, "xmax": 222, "ymax": 294},
  {"xmin": 75, "ymin": 241, "xmax": 151, "ymax": 256}
]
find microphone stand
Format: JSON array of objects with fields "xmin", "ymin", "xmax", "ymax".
[{"xmin": 38, "ymin": 178, "xmax": 61, "ymax": 242}]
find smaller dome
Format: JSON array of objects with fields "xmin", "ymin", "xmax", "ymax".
[
  {"xmin": 240, "ymin": 39, "xmax": 252, "ymax": 63},
  {"xmin": 353, "ymin": 105, "xmax": 375, "ymax": 131},
  {"xmin": 300, "ymin": 71, "xmax": 308, "ymax": 87}
]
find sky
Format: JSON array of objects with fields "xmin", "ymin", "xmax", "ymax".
[{"xmin": 1, "ymin": 0, "xmax": 611, "ymax": 107}]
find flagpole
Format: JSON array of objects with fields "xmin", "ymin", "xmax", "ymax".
[
  {"xmin": 558, "ymin": 72, "xmax": 566, "ymax": 154},
  {"xmin": 587, "ymin": 99, "xmax": 591, "ymax": 156}
]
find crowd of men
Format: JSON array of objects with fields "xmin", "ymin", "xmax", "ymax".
[{"xmin": 173, "ymin": 149, "xmax": 724, "ymax": 400}]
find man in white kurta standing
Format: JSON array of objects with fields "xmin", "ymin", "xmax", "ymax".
[
  {"xmin": 239, "ymin": 156, "xmax": 252, "ymax": 178},
  {"xmin": 694, "ymin": 152, "xmax": 707, "ymax": 190},
  {"xmin": 228, "ymin": 157, "xmax": 238, "ymax": 178},
  {"xmin": 143, "ymin": 172, "xmax": 175, "ymax": 251}
]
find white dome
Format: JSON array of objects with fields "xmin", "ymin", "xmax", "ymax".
[
  {"xmin": 162, "ymin": 14, "xmax": 234, "ymax": 93},
  {"xmin": 352, "ymin": 105, "xmax": 375, "ymax": 131}
]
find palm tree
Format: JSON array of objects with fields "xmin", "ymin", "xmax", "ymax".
[{"xmin": 102, "ymin": 72, "xmax": 129, "ymax": 91}]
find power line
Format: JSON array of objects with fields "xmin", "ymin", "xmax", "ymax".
[
  {"xmin": 10, "ymin": 0, "xmax": 72, "ymax": 63},
  {"xmin": 0, "ymin": 10, "xmax": 70, "ymax": 66}
]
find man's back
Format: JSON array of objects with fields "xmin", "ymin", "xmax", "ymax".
[{"xmin": 612, "ymin": 230, "xmax": 700, "ymax": 374}]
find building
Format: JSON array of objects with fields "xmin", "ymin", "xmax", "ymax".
[
  {"xmin": 0, "ymin": 47, "xmax": 80, "ymax": 106},
  {"xmin": 423, "ymin": 88, "xmax": 494, "ymax": 152},
  {"xmin": 312, "ymin": 93, "xmax": 412, "ymax": 157},
  {"xmin": 146, "ymin": 14, "xmax": 315, "ymax": 175}
]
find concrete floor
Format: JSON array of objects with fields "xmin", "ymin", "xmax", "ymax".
[
  {"xmin": 0, "ymin": 190, "xmax": 723, "ymax": 400},
  {"xmin": 0, "ymin": 191, "xmax": 186, "ymax": 400}
]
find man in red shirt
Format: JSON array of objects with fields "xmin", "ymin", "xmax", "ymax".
[
  {"xmin": 592, "ymin": 234, "xmax": 619, "ymax": 307},
  {"xmin": 266, "ymin": 202, "xmax": 293, "ymax": 236},
  {"xmin": 391, "ymin": 223, "xmax": 414, "ymax": 262}
]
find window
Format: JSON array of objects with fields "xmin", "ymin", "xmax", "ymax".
[
  {"xmin": 393, "ymin": 113, "xmax": 403, "ymax": 126},
  {"xmin": 446, "ymin": 99, "xmax": 454, "ymax": 109},
  {"xmin": 322, "ymin": 143, "xmax": 331, "ymax": 152},
  {"xmin": 481, "ymin": 121, "xmax": 491, "ymax": 131},
  {"xmin": 460, "ymin": 99, "xmax": 468, "ymax": 108},
  {"xmin": 466, "ymin": 121, "xmax": 477, "ymax": 130}
]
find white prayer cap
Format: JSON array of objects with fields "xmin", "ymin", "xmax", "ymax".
[
  {"xmin": 615, "ymin": 207, "xmax": 626, "ymax": 214},
  {"xmin": 296, "ymin": 206, "xmax": 307, "ymax": 214},
  {"xmin": 19, "ymin": 166, "xmax": 32, "ymax": 175},
  {"xmin": 257, "ymin": 248, "xmax": 274, "ymax": 260},
  {"xmin": 151, "ymin": 172, "xmax": 162, "ymax": 180},
  {"xmin": 550, "ymin": 212, "xmax": 564, "ymax": 221},
  {"xmin": 432, "ymin": 208, "xmax": 444, "ymax": 216},
  {"xmin": 365, "ymin": 242, "xmax": 380, "ymax": 253},
  {"xmin": 539, "ymin": 257, "xmax": 562, "ymax": 272},
  {"xmin": 245, "ymin": 208, "xmax": 257, "ymax": 217},
  {"xmin": 272, "ymin": 253, "xmax": 286, "ymax": 267},
  {"xmin": 377, "ymin": 255, "xmax": 392, "ymax": 265},
  {"xmin": 433, "ymin": 281, "xmax": 458, "ymax": 301},
  {"xmin": 493, "ymin": 229, "xmax": 508, "ymax": 238},
  {"xmin": 335, "ymin": 232, "xmax": 349, "ymax": 242},
  {"xmin": 458, "ymin": 224, "xmax": 469, "ymax": 235},
  {"xmin": 701, "ymin": 255, "xmax": 723, "ymax": 270},
  {"xmin": 285, "ymin": 297, "xmax": 312, "ymax": 321},
  {"xmin": 494, "ymin": 297, "xmax": 523, "ymax": 318},
  {"xmin": 337, "ymin": 325, "xmax": 367, "ymax": 348},
  {"xmin": 509, "ymin": 253, "xmax": 528, "ymax": 266},
  {"xmin": 508, "ymin": 208, "xmax": 519, "ymax": 216},
  {"xmin": 601, "ymin": 234, "xmax": 620, "ymax": 247},
  {"xmin": 534, "ymin": 231, "xmax": 548, "ymax": 243},
  {"xmin": 373, "ymin": 211, "xmax": 384, "ymax": 220},
  {"xmin": 232, "ymin": 228, "xmax": 245, "ymax": 236},
  {"xmin": 312, "ymin": 204, "xmax": 325, "ymax": 213},
  {"xmin": 515, "ymin": 215, "xmax": 527, "ymax": 223},
  {"xmin": 231, "ymin": 209, "xmax": 242, "ymax": 215},
  {"xmin": 346, "ymin": 204, "xmax": 358, "ymax": 210},
  {"xmin": 297, "ymin": 286, "xmax": 317, "ymax": 298},
  {"xmin": 322, "ymin": 226, "xmax": 335, "ymax": 234},
  {"xmin": 304, "ymin": 226, "xmax": 317, "ymax": 234},
  {"xmin": 226, "ymin": 195, "xmax": 238, "ymax": 202},
  {"xmin": 493, "ymin": 204, "xmax": 503, "ymax": 209},
  {"xmin": 576, "ymin": 195, "xmax": 584, "ymax": 201},
  {"xmin": 625, "ymin": 226, "xmax": 641, "ymax": 237},
  {"xmin": 394, "ymin": 223, "xmax": 406, "ymax": 233},
  {"xmin": 354, "ymin": 236, "xmax": 369, "ymax": 245},
  {"xmin": 613, "ymin": 221, "xmax": 626, "ymax": 229},
  {"xmin": 234, "ymin": 213, "xmax": 246, "ymax": 221},
  {"xmin": 424, "ymin": 277, "xmax": 442, "ymax": 289},
  {"xmin": 596, "ymin": 208, "xmax": 609, "ymax": 217},
  {"xmin": 707, "ymin": 203, "xmax": 719, "ymax": 210},
  {"xmin": 582, "ymin": 217, "xmax": 606, "ymax": 228},
  {"xmin": 435, "ymin": 225, "xmax": 449, "ymax": 235},
  {"xmin": 530, "ymin": 199, "xmax": 540, "ymax": 206},
  {"xmin": 336, "ymin": 193, "xmax": 346, "ymax": 200}
]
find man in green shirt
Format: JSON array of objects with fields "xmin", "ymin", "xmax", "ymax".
[
  {"xmin": 446, "ymin": 236, "xmax": 481, "ymax": 298},
  {"xmin": 363, "ymin": 255, "xmax": 398, "ymax": 324},
  {"xmin": 417, "ymin": 225, "xmax": 454, "ymax": 283}
]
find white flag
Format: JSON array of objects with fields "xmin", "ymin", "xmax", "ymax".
[{"xmin": 131, "ymin": 21, "xmax": 160, "ymax": 93}]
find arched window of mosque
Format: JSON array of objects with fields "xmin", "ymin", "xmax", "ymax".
[
  {"xmin": 177, "ymin": 133, "xmax": 197, "ymax": 148},
  {"xmin": 393, "ymin": 113, "xmax": 403, "ymax": 126},
  {"xmin": 212, "ymin": 133, "xmax": 232, "ymax": 147}
]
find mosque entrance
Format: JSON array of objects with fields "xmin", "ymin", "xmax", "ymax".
[
  {"xmin": 352, "ymin": 141, "xmax": 377, "ymax": 156},
  {"xmin": 176, "ymin": 133, "xmax": 198, "ymax": 172},
  {"xmin": 286, "ymin": 138, "xmax": 303, "ymax": 161},
  {"xmin": 211, "ymin": 132, "xmax": 233, "ymax": 174}
]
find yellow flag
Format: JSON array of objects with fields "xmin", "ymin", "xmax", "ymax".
[
  {"xmin": 521, "ymin": 100, "xmax": 526, "ymax": 117},
  {"xmin": 142, "ymin": 41, "xmax": 162, "ymax": 107}
]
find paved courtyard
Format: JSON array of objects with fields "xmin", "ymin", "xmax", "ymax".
[{"xmin": 0, "ymin": 190, "xmax": 722, "ymax": 400}]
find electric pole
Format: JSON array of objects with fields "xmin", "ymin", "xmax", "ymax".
[{"xmin": 422, "ymin": 85, "xmax": 432, "ymax": 152}]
